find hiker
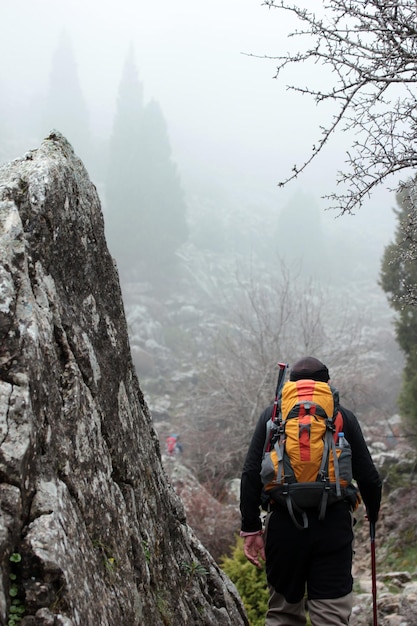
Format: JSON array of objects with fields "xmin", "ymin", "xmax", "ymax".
[
  {"xmin": 166, "ymin": 434, "xmax": 183, "ymax": 457},
  {"xmin": 166, "ymin": 434, "xmax": 177, "ymax": 457},
  {"xmin": 240, "ymin": 356, "xmax": 382, "ymax": 626},
  {"xmin": 175, "ymin": 435, "xmax": 183, "ymax": 455}
]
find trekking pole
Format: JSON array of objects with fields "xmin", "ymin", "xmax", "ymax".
[{"xmin": 370, "ymin": 521, "xmax": 378, "ymax": 626}]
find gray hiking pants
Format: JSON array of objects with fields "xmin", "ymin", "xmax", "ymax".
[{"xmin": 266, "ymin": 588, "xmax": 352, "ymax": 625}]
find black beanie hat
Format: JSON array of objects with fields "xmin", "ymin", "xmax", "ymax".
[{"xmin": 290, "ymin": 356, "xmax": 330, "ymax": 382}]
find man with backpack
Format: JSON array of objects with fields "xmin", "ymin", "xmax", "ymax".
[{"xmin": 240, "ymin": 356, "xmax": 382, "ymax": 626}]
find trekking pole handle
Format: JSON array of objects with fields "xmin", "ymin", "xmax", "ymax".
[
  {"xmin": 272, "ymin": 362, "xmax": 288, "ymax": 420},
  {"xmin": 370, "ymin": 521, "xmax": 376, "ymax": 542}
]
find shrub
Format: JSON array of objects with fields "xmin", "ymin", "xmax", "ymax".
[{"xmin": 220, "ymin": 536, "xmax": 268, "ymax": 626}]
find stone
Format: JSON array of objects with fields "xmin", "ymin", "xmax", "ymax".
[{"xmin": 0, "ymin": 132, "xmax": 249, "ymax": 625}]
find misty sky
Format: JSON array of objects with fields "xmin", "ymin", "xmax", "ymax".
[{"xmin": 1, "ymin": 0, "xmax": 397, "ymax": 244}]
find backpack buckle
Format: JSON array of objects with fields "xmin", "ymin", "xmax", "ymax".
[
  {"xmin": 325, "ymin": 417, "xmax": 335, "ymax": 432},
  {"xmin": 322, "ymin": 476, "xmax": 330, "ymax": 491}
]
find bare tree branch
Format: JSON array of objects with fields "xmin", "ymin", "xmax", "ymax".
[
  {"xmin": 258, "ymin": 0, "xmax": 417, "ymax": 214},
  {"xmin": 185, "ymin": 264, "xmax": 385, "ymax": 481}
]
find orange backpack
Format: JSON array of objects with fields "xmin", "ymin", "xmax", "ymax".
[{"xmin": 260, "ymin": 379, "xmax": 359, "ymax": 529}]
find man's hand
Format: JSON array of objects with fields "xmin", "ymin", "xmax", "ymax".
[{"xmin": 243, "ymin": 533, "xmax": 266, "ymax": 568}]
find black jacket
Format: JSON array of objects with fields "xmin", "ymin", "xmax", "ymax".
[{"xmin": 240, "ymin": 403, "xmax": 382, "ymax": 532}]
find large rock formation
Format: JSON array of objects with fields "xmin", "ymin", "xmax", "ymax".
[{"xmin": 0, "ymin": 132, "xmax": 249, "ymax": 626}]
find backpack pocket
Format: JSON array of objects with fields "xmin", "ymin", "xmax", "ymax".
[
  {"xmin": 330, "ymin": 440, "xmax": 353, "ymax": 485},
  {"xmin": 260, "ymin": 451, "xmax": 277, "ymax": 486}
]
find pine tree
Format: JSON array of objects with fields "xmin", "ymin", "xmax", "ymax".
[
  {"xmin": 380, "ymin": 184, "xmax": 417, "ymax": 431},
  {"xmin": 105, "ymin": 45, "xmax": 188, "ymax": 283}
]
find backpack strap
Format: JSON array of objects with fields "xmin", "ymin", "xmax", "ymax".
[
  {"xmin": 282, "ymin": 485, "xmax": 309, "ymax": 530},
  {"xmin": 330, "ymin": 431, "xmax": 342, "ymax": 497},
  {"xmin": 330, "ymin": 409, "xmax": 344, "ymax": 499},
  {"xmin": 317, "ymin": 418, "xmax": 342, "ymax": 520}
]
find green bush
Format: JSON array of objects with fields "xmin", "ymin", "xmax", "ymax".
[
  {"xmin": 220, "ymin": 536, "xmax": 268, "ymax": 626},
  {"xmin": 221, "ymin": 536, "xmax": 312, "ymax": 626}
]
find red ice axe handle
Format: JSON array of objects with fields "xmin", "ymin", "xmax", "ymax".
[{"xmin": 272, "ymin": 362, "xmax": 288, "ymax": 420}]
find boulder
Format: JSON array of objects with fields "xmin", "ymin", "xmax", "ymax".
[{"xmin": 0, "ymin": 132, "xmax": 248, "ymax": 625}]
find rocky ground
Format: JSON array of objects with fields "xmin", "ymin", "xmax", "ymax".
[{"xmin": 350, "ymin": 472, "xmax": 417, "ymax": 626}]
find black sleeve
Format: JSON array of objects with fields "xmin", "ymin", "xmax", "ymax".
[
  {"xmin": 341, "ymin": 406, "xmax": 382, "ymax": 523},
  {"xmin": 240, "ymin": 405, "xmax": 273, "ymax": 532}
]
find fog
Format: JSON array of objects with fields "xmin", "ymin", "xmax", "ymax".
[
  {"xmin": 1, "ymin": 0, "xmax": 398, "ymax": 276},
  {"xmin": 1, "ymin": 0, "xmax": 405, "ymax": 482}
]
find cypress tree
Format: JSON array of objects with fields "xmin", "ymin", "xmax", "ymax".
[
  {"xmin": 105, "ymin": 45, "xmax": 188, "ymax": 284},
  {"xmin": 105, "ymin": 44, "xmax": 145, "ymax": 274},
  {"xmin": 275, "ymin": 191, "xmax": 328, "ymax": 280},
  {"xmin": 42, "ymin": 30, "xmax": 91, "ymax": 166}
]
